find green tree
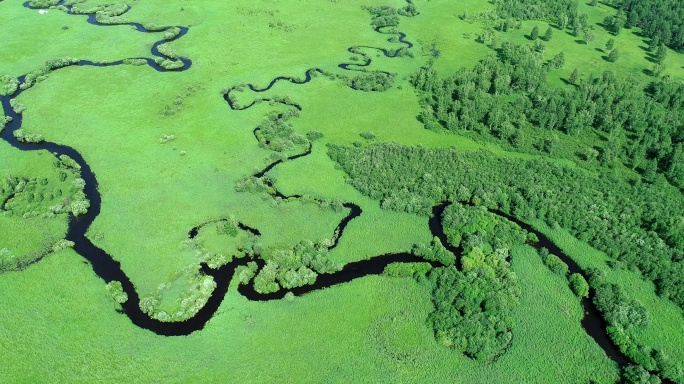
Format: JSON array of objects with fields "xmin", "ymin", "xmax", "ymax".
[
  {"xmin": 606, "ymin": 38, "xmax": 615, "ymax": 51},
  {"xmin": 542, "ymin": 26, "xmax": 553, "ymax": 41},
  {"xmin": 584, "ymin": 30, "xmax": 595, "ymax": 45},
  {"xmin": 590, "ymin": 0, "xmax": 598, "ymax": 5},
  {"xmin": 549, "ymin": 51, "xmax": 565, "ymax": 69},
  {"xmin": 568, "ymin": 273, "xmax": 590, "ymax": 297},
  {"xmin": 569, "ymin": 68, "xmax": 579, "ymax": 84},
  {"xmin": 667, "ymin": 143, "xmax": 684, "ymax": 188},
  {"xmin": 544, "ymin": 254, "xmax": 568, "ymax": 275},
  {"xmin": 608, "ymin": 48, "xmax": 619, "ymax": 62},
  {"xmin": 621, "ymin": 365, "xmax": 661, "ymax": 384},
  {"xmin": 604, "ymin": 12, "xmax": 625, "ymax": 35},
  {"xmin": 655, "ymin": 44, "xmax": 668, "ymax": 64},
  {"xmin": 530, "ymin": 25, "xmax": 539, "ymax": 40},
  {"xmin": 650, "ymin": 63, "xmax": 665, "ymax": 77},
  {"xmin": 568, "ymin": 68, "xmax": 579, "ymax": 84}
]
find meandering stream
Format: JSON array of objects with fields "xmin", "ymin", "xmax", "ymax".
[{"xmin": 0, "ymin": 1, "xmax": 647, "ymax": 376}]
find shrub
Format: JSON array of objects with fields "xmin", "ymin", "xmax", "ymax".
[
  {"xmin": 106, "ymin": 281, "xmax": 128, "ymax": 304},
  {"xmin": 543, "ymin": 254, "xmax": 568, "ymax": 275},
  {"xmin": 0, "ymin": 115, "xmax": 12, "ymax": 133},
  {"xmin": 568, "ymin": 273, "xmax": 589, "ymax": 297},
  {"xmin": 347, "ymin": 72, "xmax": 395, "ymax": 91},
  {"xmin": 359, "ymin": 131, "xmax": 376, "ymax": 140},
  {"xmin": 51, "ymin": 239, "xmax": 74, "ymax": 253},
  {"xmin": 306, "ymin": 130, "xmax": 324, "ymax": 141},
  {"xmin": 412, "ymin": 237, "xmax": 455, "ymax": 266},
  {"xmin": 13, "ymin": 129, "xmax": 44, "ymax": 143},
  {"xmin": 383, "ymin": 262, "xmax": 431, "ymax": 277}
]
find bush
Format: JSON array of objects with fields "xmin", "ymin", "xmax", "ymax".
[
  {"xmin": 412, "ymin": 237, "xmax": 455, "ymax": 266},
  {"xmin": 543, "ymin": 254, "xmax": 568, "ymax": 275},
  {"xmin": 306, "ymin": 130, "xmax": 324, "ymax": 141},
  {"xmin": 348, "ymin": 72, "xmax": 395, "ymax": 92},
  {"xmin": 383, "ymin": 262, "xmax": 432, "ymax": 277},
  {"xmin": 51, "ymin": 239, "xmax": 74, "ymax": 253},
  {"xmin": 13, "ymin": 129, "xmax": 44, "ymax": 143},
  {"xmin": 106, "ymin": 281, "xmax": 128, "ymax": 304},
  {"xmin": 359, "ymin": 131, "xmax": 376, "ymax": 140},
  {"xmin": 235, "ymin": 262, "xmax": 257, "ymax": 285},
  {"xmin": 568, "ymin": 273, "xmax": 589, "ymax": 297},
  {"xmin": 0, "ymin": 115, "xmax": 12, "ymax": 133}
]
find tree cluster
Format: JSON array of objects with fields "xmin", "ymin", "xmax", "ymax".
[
  {"xmin": 589, "ymin": 269, "xmax": 683, "ymax": 382},
  {"xmin": 347, "ymin": 72, "xmax": 395, "ymax": 92},
  {"xmin": 254, "ymin": 111, "xmax": 309, "ymax": 153},
  {"xmin": 328, "ymin": 142, "xmax": 684, "ymax": 318},
  {"xmin": 441, "ymin": 203, "xmax": 527, "ymax": 255},
  {"xmin": 412, "ymin": 45, "xmax": 684, "ymax": 191},
  {"xmin": 493, "ymin": 0, "xmax": 577, "ymax": 26},
  {"xmin": 612, "ymin": 0, "xmax": 684, "ymax": 50},
  {"xmin": 428, "ymin": 246, "xmax": 520, "ymax": 361},
  {"xmin": 252, "ymin": 240, "xmax": 342, "ymax": 294}
]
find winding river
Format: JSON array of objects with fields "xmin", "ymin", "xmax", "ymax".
[{"xmin": 0, "ymin": 0, "xmax": 652, "ymax": 377}]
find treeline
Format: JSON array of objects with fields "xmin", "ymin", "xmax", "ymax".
[
  {"xmin": 611, "ymin": 0, "xmax": 684, "ymax": 50},
  {"xmin": 493, "ymin": 0, "xmax": 577, "ymax": 26},
  {"xmin": 588, "ymin": 269, "xmax": 683, "ymax": 382},
  {"xmin": 327, "ymin": 142, "xmax": 684, "ymax": 315},
  {"xmin": 411, "ymin": 44, "xmax": 684, "ymax": 190}
]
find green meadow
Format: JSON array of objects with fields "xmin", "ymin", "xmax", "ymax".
[{"xmin": 1, "ymin": 0, "xmax": 683, "ymax": 382}]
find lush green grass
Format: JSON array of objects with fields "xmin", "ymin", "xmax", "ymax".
[
  {"xmin": 403, "ymin": 0, "xmax": 684, "ymax": 83},
  {"xmin": 0, "ymin": 0, "xmax": 155, "ymax": 78},
  {"xmin": 1, "ymin": 0, "xmax": 681, "ymax": 381},
  {"xmin": 530, "ymin": 220, "xmax": 684, "ymax": 368},
  {"xmin": 0, "ymin": 141, "xmax": 69, "ymax": 266},
  {"xmin": 0, "ymin": 246, "xmax": 617, "ymax": 383}
]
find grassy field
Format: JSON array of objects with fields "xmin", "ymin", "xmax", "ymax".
[
  {"xmin": 531, "ymin": 220, "xmax": 684, "ymax": 368},
  {"xmin": 1, "ymin": 0, "xmax": 682, "ymax": 381},
  {"xmin": 0, "ymin": 246, "xmax": 618, "ymax": 383}
]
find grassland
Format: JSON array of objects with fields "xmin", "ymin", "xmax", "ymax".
[
  {"xmin": 0, "ymin": 246, "xmax": 617, "ymax": 383},
  {"xmin": 1, "ymin": 0, "xmax": 683, "ymax": 382}
]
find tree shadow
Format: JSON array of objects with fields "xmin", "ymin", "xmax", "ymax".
[
  {"xmin": 595, "ymin": 47, "xmax": 604, "ymax": 53},
  {"xmin": 575, "ymin": 39, "xmax": 587, "ymax": 44},
  {"xmin": 560, "ymin": 78, "xmax": 579, "ymax": 87}
]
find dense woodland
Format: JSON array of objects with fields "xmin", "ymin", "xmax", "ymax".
[
  {"xmin": 426, "ymin": 204, "xmax": 526, "ymax": 361},
  {"xmin": 329, "ymin": 141, "xmax": 684, "ymax": 380},
  {"xmin": 412, "ymin": 44, "xmax": 684, "ymax": 190},
  {"xmin": 496, "ymin": 0, "xmax": 684, "ymax": 51},
  {"xmin": 609, "ymin": 0, "xmax": 684, "ymax": 51},
  {"xmin": 329, "ymin": 142, "xmax": 684, "ymax": 310}
]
